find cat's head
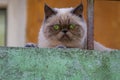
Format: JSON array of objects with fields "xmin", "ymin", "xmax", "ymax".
[{"xmin": 41, "ymin": 3, "xmax": 87, "ymax": 43}]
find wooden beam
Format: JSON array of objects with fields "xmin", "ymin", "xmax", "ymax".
[{"xmin": 87, "ymin": 0, "xmax": 94, "ymax": 50}]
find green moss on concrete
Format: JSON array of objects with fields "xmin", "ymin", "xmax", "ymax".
[{"xmin": 0, "ymin": 47, "xmax": 120, "ymax": 80}]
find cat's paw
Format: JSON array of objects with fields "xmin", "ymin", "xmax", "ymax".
[
  {"xmin": 25, "ymin": 43, "xmax": 38, "ymax": 47},
  {"xmin": 56, "ymin": 45, "xmax": 67, "ymax": 48}
]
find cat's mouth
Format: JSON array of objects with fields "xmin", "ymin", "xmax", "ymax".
[
  {"xmin": 62, "ymin": 34, "xmax": 69, "ymax": 38},
  {"xmin": 60, "ymin": 34, "xmax": 72, "ymax": 41}
]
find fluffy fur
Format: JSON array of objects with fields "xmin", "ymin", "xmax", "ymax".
[{"xmin": 38, "ymin": 4, "xmax": 112, "ymax": 51}]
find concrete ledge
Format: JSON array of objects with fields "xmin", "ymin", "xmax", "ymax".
[{"xmin": 0, "ymin": 47, "xmax": 120, "ymax": 80}]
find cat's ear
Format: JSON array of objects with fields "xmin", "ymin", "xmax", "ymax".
[
  {"xmin": 44, "ymin": 4, "xmax": 56, "ymax": 19},
  {"xmin": 72, "ymin": 3, "xmax": 83, "ymax": 17}
]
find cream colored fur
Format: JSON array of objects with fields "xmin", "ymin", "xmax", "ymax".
[{"xmin": 38, "ymin": 7, "xmax": 112, "ymax": 51}]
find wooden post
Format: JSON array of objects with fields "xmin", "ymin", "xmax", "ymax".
[{"xmin": 87, "ymin": 0, "xmax": 94, "ymax": 50}]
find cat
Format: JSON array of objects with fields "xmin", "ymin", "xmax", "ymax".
[{"xmin": 37, "ymin": 3, "xmax": 112, "ymax": 51}]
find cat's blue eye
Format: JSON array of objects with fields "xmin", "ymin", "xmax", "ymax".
[
  {"xmin": 53, "ymin": 24, "xmax": 60, "ymax": 30},
  {"xmin": 69, "ymin": 24, "xmax": 75, "ymax": 29}
]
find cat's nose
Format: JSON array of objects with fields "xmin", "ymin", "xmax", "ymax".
[{"xmin": 62, "ymin": 29, "xmax": 68, "ymax": 33}]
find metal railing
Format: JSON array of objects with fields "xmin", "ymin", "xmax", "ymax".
[{"xmin": 87, "ymin": 0, "xmax": 94, "ymax": 50}]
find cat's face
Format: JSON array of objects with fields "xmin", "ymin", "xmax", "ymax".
[{"xmin": 42, "ymin": 4, "xmax": 87, "ymax": 43}]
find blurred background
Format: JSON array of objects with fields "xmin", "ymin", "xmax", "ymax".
[{"xmin": 0, "ymin": 0, "xmax": 120, "ymax": 49}]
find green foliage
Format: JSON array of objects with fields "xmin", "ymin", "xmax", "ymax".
[{"xmin": 0, "ymin": 47, "xmax": 120, "ymax": 80}]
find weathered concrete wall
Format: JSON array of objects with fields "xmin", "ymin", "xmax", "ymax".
[
  {"xmin": 0, "ymin": 0, "xmax": 27, "ymax": 47},
  {"xmin": 0, "ymin": 47, "xmax": 120, "ymax": 80},
  {"xmin": 7, "ymin": 0, "xmax": 27, "ymax": 47}
]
